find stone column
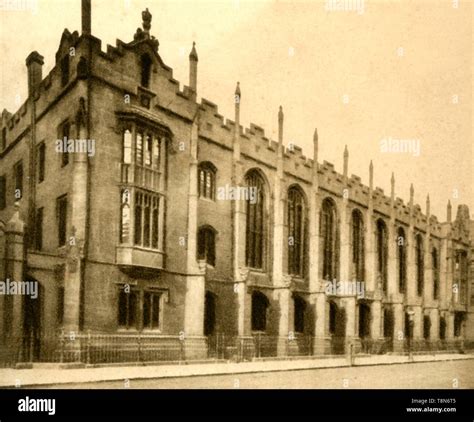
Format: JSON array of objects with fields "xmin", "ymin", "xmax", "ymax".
[
  {"xmin": 412, "ymin": 305, "xmax": 423, "ymax": 350},
  {"xmin": 313, "ymin": 292, "xmax": 329, "ymax": 354},
  {"xmin": 309, "ymin": 129, "xmax": 329, "ymax": 354},
  {"xmin": 5, "ymin": 204, "xmax": 26, "ymax": 351},
  {"xmin": 231, "ymin": 83, "xmax": 248, "ymax": 338},
  {"xmin": 365, "ymin": 162, "xmax": 375, "ymax": 293},
  {"xmin": 63, "ymin": 99, "xmax": 89, "ymax": 333},
  {"xmin": 344, "ymin": 296, "xmax": 357, "ymax": 352},
  {"xmin": 274, "ymin": 108, "xmax": 290, "ymax": 356},
  {"xmin": 387, "ymin": 173, "xmax": 397, "ymax": 297},
  {"xmin": 424, "ymin": 196, "xmax": 433, "ymax": 305},
  {"xmin": 430, "ymin": 308, "xmax": 440, "ymax": 348},
  {"xmin": 183, "ymin": 113, "xmax": 207, "ymax": 358},
  {"xmin": 393, "ymin": 302, "xmax": 405, "ymax": 352},
  {"xmin": 277, "ymin": 286, "xmax": 291, "ymax": 356},
  {"xmin": 370, "ymin": 300, "xmax": 382, "ymax": 343}
]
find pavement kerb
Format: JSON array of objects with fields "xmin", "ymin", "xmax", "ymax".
[{"xmin": 0, "ymin": 353, "xmax": 472, "ymax": 388}]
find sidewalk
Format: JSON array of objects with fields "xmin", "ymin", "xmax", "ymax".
[{"xmin": 0, "ymin": 353, "xmax": 472, "ymax": 388}]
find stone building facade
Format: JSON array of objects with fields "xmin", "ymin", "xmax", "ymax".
[{"xmin": 0, "ymin": 2, "xmax": 472, "ymax": 362}]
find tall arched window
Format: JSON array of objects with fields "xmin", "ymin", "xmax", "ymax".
[
  {"xmin": 197, "ymin": 226, "xmax": 216, "ymax": 266},
  {"xmin": 351, "ymin": 209, "xmax": 364, "ymax": 281},
  {"xmin": 432, "ymin": 247, "xmax": 439, "ymax": 300},
  {"xmin": 397, "ymin": 227, "xmax": 407, "ymax": 293},
  {"xmin": 376, "ymin": 219, "xmax": 388, "ymax": 293},
  {"xmin": 320, "ymin": 198, "xmax": 338, "ymax": 281},
  {"xmin": 198, "ymin": 162, "xmax": 216, "ymax": 200},
  {"xmin": 288, "ymin": 186, "xmax": 307, "ymax": 277},
  {"xmin": 245, "ymin": 170, "xmax": 266, "ymax": 269},
  {"xmin": 140, "ymin": 54, "xmax": 152, "ymax": 88},
  {"xmin": 416, "ymin": 234, "xmax": 424, "ymax": 296},
  {"xmin": 251, "ymin": 291, "xmax": 269, "ymax": 332}
]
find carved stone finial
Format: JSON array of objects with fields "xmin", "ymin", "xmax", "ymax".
[{"xmin": 142, "ymin": 8, "xmax": 152, "ymax": 33}]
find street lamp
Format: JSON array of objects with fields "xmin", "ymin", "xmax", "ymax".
[{"xmin": 407, "ymin": 309, "xmax": 415, "ymax": 362}]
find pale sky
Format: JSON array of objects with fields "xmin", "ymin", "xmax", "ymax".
[{"xmin": 1, "ymin": 0, "xmax": 472, "ymax": 220}]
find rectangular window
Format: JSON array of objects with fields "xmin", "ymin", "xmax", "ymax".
[
  {"xmin": 61, "ymin": 55, "xmax": 69, "ymax": 87},
  {"xmin": 56, "ymin": 195, "xmax": 68, "ymax": 247},
  {"xmin": 134, "ymin": 192, "xmax": 142, "ymax": 245},
  {"xmin": 153, "ymin": 137, "xmax": 160, "ymax": 170},
  {"xmin": 118, "ymin": 288, "xmax": 139, "ymax": 329},
  {"xmin": 151, "ymin": 203, "xmax": 159, "ymax": 249},
  {"xmin": 136, "ymin": 133, "xmax": 143, "ymax": 165},
  {"xmin": 133, "ymin": 191, "xmax": 161, "ymax": 249},
  {"xmin": 143, "ymin": 292, "xmax": 161, "ymax": 330},
  {"xmin": 35, "ymin": 207, "xmax": 44, "ymax": 250},
  {"xmin": 145, "ymin": 134, "xmax": 152, "ymax": 167},
  {"xmin": 14, "ymin": 161, "xmax": 23, "ymax": 200},
  {"xmin": 0, "ymin": 176, "xmax": 6, "ymax": 210},
  {"xmin": 37, "ymin": 142, "xmax": 46, "ymax": 183}
]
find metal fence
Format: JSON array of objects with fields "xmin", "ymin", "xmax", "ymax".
[{"xmin": 0, "ymin": 331, "xmax": 470, "ymax": 367}]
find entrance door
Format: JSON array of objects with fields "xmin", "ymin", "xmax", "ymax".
[{"xmin": 23, "ymin": 280, "xmax": 42, "ymax": 361}]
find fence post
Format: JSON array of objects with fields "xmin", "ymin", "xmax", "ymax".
[
  {"xmin": 86, "ymin": 330, "xmax": 91, "ymax": 365},
  {"xmin": 179, "ymin": 336, "xmax": 185, "ymax": 362},
  {"xmin": 59, "ymin": 330, "xmax": 64, "ymax": 363},
  {"xmin": 137, "ymin": 332, "xmax": 142, "ymax": 363},
  {"xmin": 29, "ymin": 331, "xmax": 34, "ymax": 363}
]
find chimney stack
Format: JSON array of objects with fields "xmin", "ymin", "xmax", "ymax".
[
  {"xmin": 82, "ymin": 0, "xmax": 91, "ymax": 35},
  {"xmin": 26, "ymin": 51, "xmax": 44, "ymax": 97}
]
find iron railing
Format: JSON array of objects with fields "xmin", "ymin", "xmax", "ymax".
[{"xmin": 0, "ymin": 331, "xmax": 470, "ymax": 367}]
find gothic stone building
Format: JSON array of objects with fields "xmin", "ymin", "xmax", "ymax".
[{"xmin": 0, "ymin": 2, "xmax": 473, "ymax": 362}]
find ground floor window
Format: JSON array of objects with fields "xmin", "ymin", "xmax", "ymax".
[
  {"xmin": 143, "ymin": 291, "xmax": 161, "ymax": 330},
  {"xmin": 118, "ymin": 287, "xmax": 162, "ymax": 331}
]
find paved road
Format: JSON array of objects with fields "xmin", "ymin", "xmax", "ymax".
[{"xmin": 39, "ymin": 360, "xmax": 474, "ymax": 389}]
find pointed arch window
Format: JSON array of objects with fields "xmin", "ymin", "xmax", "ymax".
[
  {"xmin": 288, "ymin": 186, "xmax": 307, "ymax": 277},
  {"xmin": 320, "ymin": 198, "xmax": 339, "ymax": 281},
  {"xmin": 416, "ymin": 234, "xmax": 424, "ymax": 296},
  {"xmin": 245, "ymin": 170, "xmax": 265, "ymax": 269},
  {"xmin": 397, "ymin": 227, "xmax": 407, "ymax": 293},
  {"xmin": 432, "ymin": 247, "xmax": 439, "ymax": 300},
  {"xmin": 376, "ymin": 219, "xmax": 388, "ymax": 293},
  {"xmin": 351, "ymin": 209, "xmax": 364, "ymax": 281},
  {"xmin": 198, "ymin": 162, "xmax": 216, "ymax": 200},
  {"xmin": 198, "ymin": 226, "xmax": 216, "ymax": 267}
]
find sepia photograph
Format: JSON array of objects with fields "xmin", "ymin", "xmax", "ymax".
[{"xmin": 0, "ymin": 0, "xmax": 472, "ymax": 418}]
